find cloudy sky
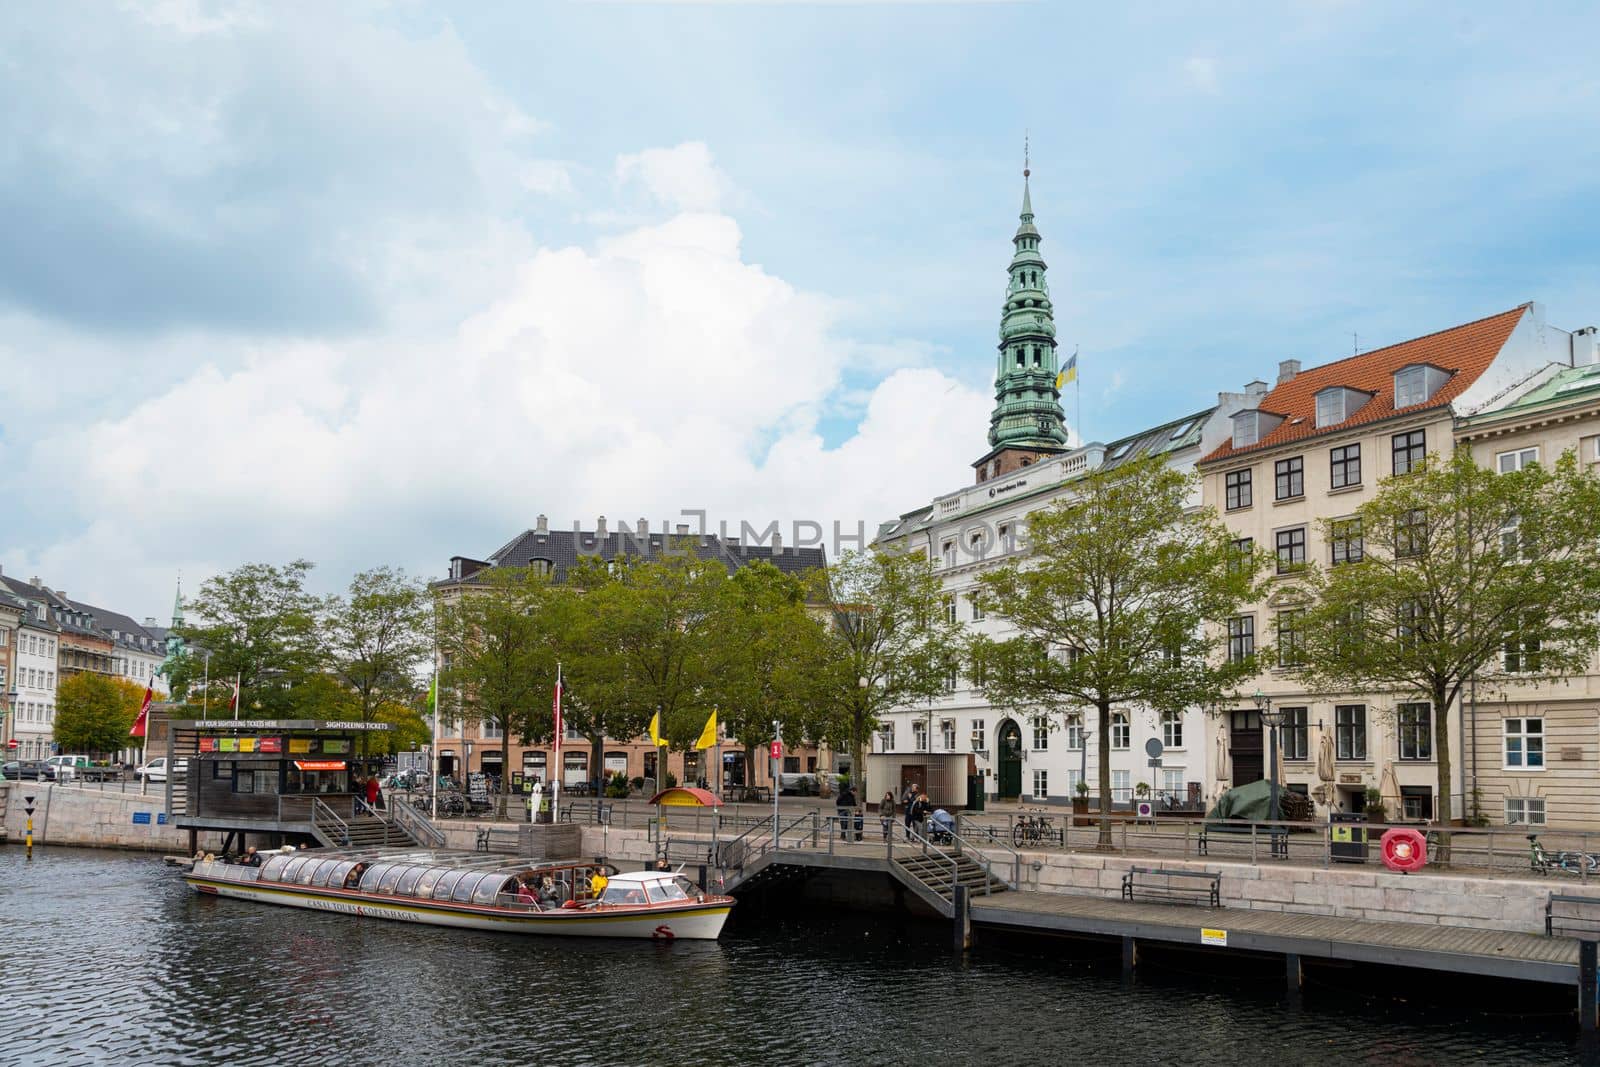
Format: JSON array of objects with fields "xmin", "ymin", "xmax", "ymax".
[{"xmin": 5, "ymin": 1, "xmax": 1600, "ymax": 617}]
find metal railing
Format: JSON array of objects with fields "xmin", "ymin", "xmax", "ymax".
[
  {"xmin": 311, "ymin": 797, "xmax": 351, "ymax": 846},
  {"xmin": 389, "ymin": 797, "xmax": 447, "ymax": 847}
]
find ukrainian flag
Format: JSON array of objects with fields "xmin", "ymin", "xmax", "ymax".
[{"xmin": 1055, "ymin": 350, "xmax": 1078, "ymax": 390}]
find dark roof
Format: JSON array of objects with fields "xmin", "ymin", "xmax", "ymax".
[
  {"xmin": 1201, "ymin": 305, "xmax": 1528, "ymax": 464},
  {"xmin": 0, "ymin": 576, "xmax": 60, "ymax": 632},
  {"xmin": 440, "ymin": 527, "xmax": 827, "ymax": 587},
  {"xmin": 0, "ymin": 574, "xmax": 161, "ymax": 648}
]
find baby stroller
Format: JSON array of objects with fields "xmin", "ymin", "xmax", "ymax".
[{"xmin": 927, "ymin": 808, "xmax": 956, "ymax": 845}]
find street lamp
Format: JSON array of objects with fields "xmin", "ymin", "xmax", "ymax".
[{"xmin": 1254, "ymin": 690, "xmax": 1285, "ymax": 830}]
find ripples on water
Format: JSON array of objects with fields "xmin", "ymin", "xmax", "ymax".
[{"xmin": 0, "ymin": 847, "xmax": 1589, "ymax": 1066}]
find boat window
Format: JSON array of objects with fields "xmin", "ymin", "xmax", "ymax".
[
  {"xmin": 377, "ymin": 865, "xmax": 407, "ymax": 894},
  {"xmin": 282, "ymin": 857, "xmax": 312, "ymax": 883},
  {"xmin": 260, "ymin": 855, "xmax": 293, "ymax": 881},
  {"xmin": 673, "ymin": 877, "xmax": 699, "ymax": 898},
  {"xmin": 433, "ymin": 869, "xmax": 467, "ymax": 901},
  {"xmin": 301, "ymin": 860, "xmax": 328, "ymax": 885},
  {"xmin": 328, "ymin": 861, "xmax": 356, "ymax": 888},
  {"xmin": 602, "ymin": 885, "xmax": 649, "ymax": 906},
  {"xmin": 360, "ymin": 863, "xmax": 395, "ymax": 892},
  {"xmin": 396, "ymin": 867, "xmax": 426, "ymax": 897},
  {"xmin": 453, "ymin": 872, "xmax": 488, "ymax": 903},
  {"xmin": 475, "ymin": 876, "xmax": 515, "ymax": 905},
  {"xmin": 649, "ymin": 880, "xmax": 690, "ymax": 903},
  {"xmin": 415, "ymin": 867, "xmax": 445, "ymax": 898}
]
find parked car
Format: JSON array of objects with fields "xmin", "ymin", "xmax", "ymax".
[
  {"xmin": 44, "ymin": 755, "xmax": 93, "ymax": 781},
  {"xmin": 135, "ymin": 757, "xmax": 187, "ymax": 783},
  {"xmin": 1, "ymin": 760, "xmax": 49, "ymax": 781}
]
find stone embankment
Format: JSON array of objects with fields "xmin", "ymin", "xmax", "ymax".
[{"xmin": 0, "ymin": 782, "xmax": 224, "ymax": 853}]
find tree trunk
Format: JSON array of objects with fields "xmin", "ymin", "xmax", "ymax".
[
  {"xmin": 744, "ymin": 747, "xmax": 757, "ymax": 798},
  {"xmin": 1433, "ymin": 681, "xmax": 1453, "ymax": 862},
  {"xmin": 591, "ymin": 734, "xmax": 605, "ymax": 800},
  {"xmin": 1097, "ymin": 698, "xmax": 1114, "ymax": 848}
]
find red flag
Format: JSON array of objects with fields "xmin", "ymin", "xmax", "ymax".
[
  {"xmin": 130, "ymin": 678, "xmax": 154, "ymax": 738},
  {"xmin": 552, "ymin": 670, "xmax": 563, "ymax": 754},
  {"xmin": 228, "ymin": 678, "xmax": 240, "ymax": 714}
]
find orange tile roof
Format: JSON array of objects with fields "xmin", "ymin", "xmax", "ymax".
[{"xmin": 1201, "ymin": 304, "xmax": 1530, "ymax": 465}]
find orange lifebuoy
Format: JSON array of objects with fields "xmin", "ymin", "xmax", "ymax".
[{"xmin": 1380, "ymin": 827, "xmax": 1428, "ymax": 873}]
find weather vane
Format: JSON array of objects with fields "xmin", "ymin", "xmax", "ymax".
[{"xmin": 1024, "ymin": 130, "xmax": 1030, "ymax": 178}]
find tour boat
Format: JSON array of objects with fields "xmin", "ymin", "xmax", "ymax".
[{"xmin": 184, "ymin": 848, "xmax": 734, "ymax": 940}]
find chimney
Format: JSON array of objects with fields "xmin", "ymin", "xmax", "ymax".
[
  {"xmin": 596, "ymin": 515, "xmax": 607, "ymax": 536},
  {"xmin": 535, "ymin": 514, "xmax": 548, "ymax": 534},
  {"xmin": 31, "ymin": 576, "xmax": 40, "ymax": 588},
  {"xmin": 144, "ymin": 617, "xmax": 157, "ymax": 627},
  {"xmin": 675, "ymin": 523, "xmax": 689, "ymax": 535},
  {"xmin": 771, "ymin": 529, "xmax": 783, "ymax": 553},
  {"xmin": 637, "ymin": 517, "xmax": 649, "ymax": 538},
  {"xmin": 1576, "ymin": 326, "xmax": 1600, "ymax": 367},
  {"xmin": 1277, "ymin": 359, "xmax": 1301, "ymax": 385},
  {"xmin": 1245, "ymin": 379, "xmax": 1268, "ymax": 397}
]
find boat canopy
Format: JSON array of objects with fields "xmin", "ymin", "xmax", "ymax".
[{"xmin": 252, "ymin": 851, "xmax": 616, "ymax": 905}]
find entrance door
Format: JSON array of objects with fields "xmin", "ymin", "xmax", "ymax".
[
  {"xmin": 901, "ymin": 764, "xmax": 926, "ymax": 795},
  {"xmin": 997, "ymin": 719, "xmax": 1023, "ymax": 799},
  {"xmin": 1230, "ymin": 710, "xmax": 1263, "ymax": 786}
]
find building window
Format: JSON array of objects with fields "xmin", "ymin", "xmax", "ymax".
[
  {"xmin": 1032, "ymin": 769, "xmax": 1049, "ymax": 800},
  {"xmin": 1395, "ymin": 509, "xmax": 1427, "ymax": 558},
  {"xmin": 1067, "ymin": 769, "xmax": 1083, "ymax": 796},
  {"xmin": 941, "ymin": 541, "xmax": 955, "ymax": 568},
  {"xmin": 1330, "ymin": 444, "xmax": 1361, "ymax": 489},
  {"xmin": 1504, "ymin": 617, "xmax": 1543, "ymax": 673},
  {"xmin": 1275, "ymin": 456, "xmax": 1304, "ymax": 500},
  {"xmin": 940, "ymin": 719, "xmax": 957, "ymax": 751},
  {"xmin": 1506, "ymin": 796, "xmax": 1547, "ymax": 825},
  {"xmin": 1112, "ymin": 770, "xmax": 1131, "ymax": 801},
  {"xmin": 971, "ymin": 597, "xmax": 985, "ymax": 621},
  {"xmin": 944, "ymin": 596, "xmax": 958, "ymax": 625},
  {"xmin": 1397, "ymin": 599, "xmax": 1425, "ymax": 650},
  {"xmin": 1392, "ymin": 430, "xmax": 1426, "ymax": 475},
  {"xmin": 1031, "ymin": 715, "xmax": 1049, "ymax": 751},
  {"xmin": 1161, "ymin": 712, "xmax": 1183, "ymax": 749},
  {"xmin": 1394, "ymin": 366, "xmax": 1428, "ymax": 408},
  {"xmin": 1279, "ymin": 707, "xmax": 1308, "ymax": 761},
  {"xmin": 945, "ymin": 667, "xmax": 959, "ymax": 692},
  {"xmin": 1496, "ymin": 447, "xmax": 1540, "ymax": 473},
  {"xmin": 1276, "ymin": 610, "xmax": 1305, "ymax": 667},
  {"xmin": 1500, "ymin": 515, "xmax": 1526, "ymax": 561},
  {"xmin": 1161, "ymin": 768, "xmax": 1184, "ymax": 796},
  {"xmin": 1111, "ymin": 714, "xmax": 1130, "ymax": 750},
  {"xmin": 1066, "ymin": 716, "xmax": 1083, "ymax": 750},
  {"xmin": 1315, "ymin": 389, "xmax": 1346, "ymax": 428},
  {"xmin": 1275, "ymin": 527, "xmax": 1307, "ymax": 573},
  {"xmin": 971, "ymin": 720, "xmax": 985, "ymax": 752},
  {"xmin": 1504, "ymin": 718, "xmax": 1544, "ymax": 769},
  {"xmin": 1228, "ymin": 537, "xmax": 1253, "ymax": 574},
  {"xmin": 1225, "ymin": 469, "xmax": 1253, "ymax": 510},
  {"xmin": 1398, "ymin": 702, "xmax": 1433, "ymax": 761},
  {"xmin": 1400, "ymin": 786, "xmax": 1433, "ymax": 821},
  {"xmin": 878, "ymin": 723, "xmax": 895, "ymax": 751},
  {"xmin": 1325, "ymin": 518, "xmax": 1362, "ymax": 566},
  {"xmin": 1335, "ymin": 704, "xmax": 1367, "ymax": 761},
  {"xmin": 1227, "ymin": 616, "xmax": 1255, "ymax": 662},
  {"xmin": 913, "ymin": 721, "xmax": 927, "ymax": 752}
]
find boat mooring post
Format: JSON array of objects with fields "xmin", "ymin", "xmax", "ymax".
[
  {"xmin": 1580, "ymin": 940, "xmax": 1598, "ymax": 1032},
  {"xmin": 23, "ymin": 794, "xmax": 36, "ymax": 858},
  {"xmin": 951, "ymin": 884, "xmax": 971, "ymax": 953}
]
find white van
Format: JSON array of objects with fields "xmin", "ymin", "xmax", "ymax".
[{"xmin": 135, "ymin": 757, "xmax": 187, "ymax": 783}]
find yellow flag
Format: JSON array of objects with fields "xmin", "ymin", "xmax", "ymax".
[
  {"xmin": 648, "ymin": 710, "xmax": 663, "ymax": 746},
  {"xmin": 695, "ymin": 709, "xmax": 718, "ymax": 751}
]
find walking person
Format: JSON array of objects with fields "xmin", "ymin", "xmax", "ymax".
[
  {"xmin": 910, "ymin": 792, "xmax": 931, "ymax": 839},
  {"xmin": 879, "ymin": 790, "xmax": 896, "ymax": 841},
  {"xmin": 365, "ymin": 773, "xmax": 381, "ymax": 810},
  {"xmin": 902, "ymin": 783, "xmax": 919, "ymax": 839},
  {"xmin": 835, "ymin": 780, "xmax": 858, "ymax": 841}
]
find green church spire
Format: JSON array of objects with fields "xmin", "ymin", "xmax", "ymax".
[{"xmin": 985, "ymin": 151, "xmax": 1069, "ymax": 453}]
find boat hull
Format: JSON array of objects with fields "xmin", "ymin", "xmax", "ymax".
[{"xmin": 186, "ymin": 875, "xmax": 732, "ymax": 940}]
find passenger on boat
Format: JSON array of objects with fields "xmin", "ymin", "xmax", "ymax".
[
  {"xmin": 242, "ymin": 847, "xmax": 262, "ymax": 868},
  {"xmin": 589, "ymin": 870, "xmax": 609, "ymax": 896},
  {"xmin": 538, "ymin": 876, "xmax": 559, "ymax": 905},
  {"xmin": 515, "ymin": 877, "xmax": 542, "ymax": 906},
  {"xmin": 345, "ymin": 863, "xmax": 367, "ymax": 889}
]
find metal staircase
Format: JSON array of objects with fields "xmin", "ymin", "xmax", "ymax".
[{"xmin": 309, "ymin": 798, "xmax": 430, "ymax": 850}]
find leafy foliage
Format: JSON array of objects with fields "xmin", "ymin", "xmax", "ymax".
[
  {"xmin": 54, "ymin": 674, "xmax": 144, "ymax": 755},
  {"xmin": 324, "ymin": 566, "xmax": 431, "ymax": 753},
  {"xmin": 1292, "ymin": 446, "xmax": 1600, "ymax": 827},
  {"xmin": 969, "ymin": 455, "xmax": 1265, "ymax": 840}
]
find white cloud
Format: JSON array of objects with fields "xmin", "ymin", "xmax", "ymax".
[
  {"xmin": 615, "ymin": 141, "xmax": 736, "ymax": 213},
  {"xmin": 30, "ymin": 157, "xmax": 981, "ymax": 607}
]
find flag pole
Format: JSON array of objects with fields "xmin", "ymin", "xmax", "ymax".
[
  {"xmin": 430, "ymin": 644, "xmax": 440, "ymax": 823},
  {"xmin": 201, "ymin": 651, "xmax": 210, "ymax": 720},
  {"xmin": 233, "ymin": 673, "xmax": 241, "ymax": 721},
  {"xmin": 552, "ymin": 662, "xmax": 562, "ymax": 827}
]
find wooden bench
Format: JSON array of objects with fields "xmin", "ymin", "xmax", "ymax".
[{"xmin": 1121, "ymin": 866, "xmax": 1221, "ymax": 907}]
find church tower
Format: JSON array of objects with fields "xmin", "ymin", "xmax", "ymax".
[{"xmin": 972, "ymin": 155, "xmax": 1070, "ymax": 484}]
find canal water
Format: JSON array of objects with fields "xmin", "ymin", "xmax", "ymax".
[{"xmin": 0, "ymin": 847, "xmax": 1589, "ymax": 1065}]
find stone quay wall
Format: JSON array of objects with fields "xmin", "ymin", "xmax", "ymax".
[
  {"xmin": 0, "ymin": 782, "xmax": 226, "ymax": 853},
  {"xmin": 1013, "ymin": 848, "xmax": 1600, "ymax": 934}
]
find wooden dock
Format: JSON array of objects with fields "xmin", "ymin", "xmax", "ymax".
[{"xmin": 972, "ymin": 891, "xmax": 1579, "ymax": 985}]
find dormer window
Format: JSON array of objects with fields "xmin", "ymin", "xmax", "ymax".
[
  {"xmin": 1231, "ymin": 409, "xmax": 1285, "ymax": 449},
  {"xmin": 1393, "ymin": 364, "xmax": 1450, "ymax": 409},
  {"xmin": 1314, "ymin": 386, "xmax": 1372, "ymax": 428}
]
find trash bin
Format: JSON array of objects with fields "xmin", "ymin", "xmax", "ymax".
[
  {"xmin": 966, "ymin": 774, "xmax": 986, "ymax": 813},
  {"xmin": 1329, "ymin": 811, "xmax": 1367, "ymax": 863}
]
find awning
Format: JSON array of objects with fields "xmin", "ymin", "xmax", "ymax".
[
  {"xmin": 294, "ymin": 760, "xmax": 348, "ymax": 771},
  {"xmin": 647, "ymin": 786, "xmax": 722, "ymax": 808}
]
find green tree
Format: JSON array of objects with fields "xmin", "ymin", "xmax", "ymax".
[
  {"xmin": 437, "ymin": 567, "xmax": 559, "ymax": 809},
  {"xmin": 324, "ymin": 566, "xmax": 432, "ymax": 754},
  {"xmin": 705, "ymin": 561, "xmax": 830, "ymax": 791},
  {"xmin": 969, "ymin": 455, "xmax": 1265, "ymax": 844},
  {"xmin": 54, "ymin": 674, "xmax": 143, "ymax": 756},
  {"xmin": 168, "ymin": 560, "xmax": 327, "ymax": 716},
  {"xmin": 1292, "ymin": 447, "xmax": 1600, "ymax": 835},
  {"xmin": 809, "ymin": 549, "xmax": 961, "ymax": 795}
]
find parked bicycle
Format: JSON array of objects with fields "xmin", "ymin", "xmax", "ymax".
[
  {"xmin": 1528, "ymin": 833, "xmax": 1600, "ymax": 876},
  {"xmin": 1013, "ymin": 811, "xmax": 1059, "ymax": 848}
]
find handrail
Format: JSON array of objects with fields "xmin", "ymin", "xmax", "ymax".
[
  {"xmin": 902, "ymin": 824, "xmax": 963, "ymax": 903},
  {"xmin": 311, "ymin": 797, "xmax": 351, "ymax": 846},
  {"xmin": 948, "ymin": 821, "xmax": 1020, "ymax": 891},
  {"xmin": 386, "ymin": 796, "xmax": 447, "ymax": 848}
]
